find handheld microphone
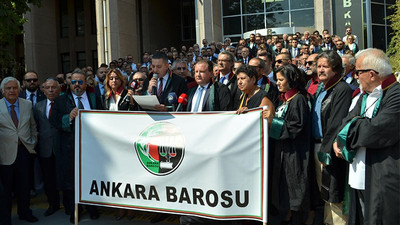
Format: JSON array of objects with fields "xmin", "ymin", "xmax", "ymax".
[
  {"xmin": 152, "ymin": 74, "xmax": 158, "ymax": 95},
  {"xmin": 176, "ymin": 93, "xmax": 188, "ymax": 112},
  {"xmin": 124, "ymin": 80, "xmax": 139, "ymax": 103},
  {"xmin": 168, "ymin": 92, "xmax": 177, "ymax": 111}
]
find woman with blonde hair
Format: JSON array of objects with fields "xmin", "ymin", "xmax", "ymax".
[
  {"xmin": 104, "ymin": 69, "xmax": 134, "ymax": 111},
  {"xmin": 346, "ymin": 35, "xmax": 359, "ymax": 54}
]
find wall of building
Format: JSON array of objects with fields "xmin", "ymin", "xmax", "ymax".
[{"xmin": 24, "ymin": 0, "xmax": 58, "ymax": 81}]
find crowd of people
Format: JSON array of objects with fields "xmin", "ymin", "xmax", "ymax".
[{"xmin": 0, "ymin": 26, "xmax": 399, "ymax": 225}]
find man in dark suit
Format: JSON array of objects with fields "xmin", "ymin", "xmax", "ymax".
[
  {"xmin": 50, "ymin": 69, "xmax": 103, "ymax": 223},
  {"xmin": 217, "ymin": 51, "xmax": 242, "ymax": 109},
  {"xmin": 0, "ymin": 77, "xmax": 38, "ymax": 224},
  {"xmin": 186, "ymin": 60, "xmax": 232, "ymax": 112},
  {"xmin": 19, "ymin": 71, "xmax": 46, "ymax": 106},
  {"xmin": 33, "ymin": 78, "xmax": 61, "ymax": 217},
  {"xmin": 332, "ymin": 40, "xmax": 350, "ymax": 56},
  {"xmin": 147, "ymin": 52, "xmax": 188, "ymax": 112},
  {"xmin": 206, "ymin": 47, "xmax": 218, "ymax": 63},
  {"xmin": 289, "ymin": 39, "xmax": 300, "ymax": 59},
  {"xmin": 249, "ymin": 57, "xmax": 279, "ymax": 109},
  {"xmin": 181, "ymin": 60, "xmax": 235, "ymax": 225},
  {"xmin": 94, "ymin": 65, "xmax": 107, "ymax": 109},
  {"xmin": 240, "ymin": 47, "xmax": 251, "ymax": 65},
  {"xmin": 19, "ymin": 71, "xmax": 46, "ymax": 198}
]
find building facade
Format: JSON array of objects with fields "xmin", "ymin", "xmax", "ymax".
[{"xmin": 22, "ymin": 0, "xmax": 394, "ymax": 81}]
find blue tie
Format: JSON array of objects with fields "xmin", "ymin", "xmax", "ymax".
[
  {"xmin": 30, "ymin": 93, "xmax": 35, "ymax": 108},
  {"xmin": 193, "ymin": 86, "xmax": 205, "ymax": 112},
  {"xmin": 220, "ymin": 76, "xmax": 225, "ymax": 84}
]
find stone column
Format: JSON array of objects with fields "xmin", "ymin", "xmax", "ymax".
[{"xmin": 195, "ymin": 0, "xmax": 223, "ymax": 44}]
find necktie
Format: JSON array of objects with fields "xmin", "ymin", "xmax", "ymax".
[
  {"xmin": 10, "ymin": 105, "xmax": 18, "ymax": 128},
  {"xmin": 158, "ymin": 78, "xmax": 163, "ymax": 97},
  {"xmin": 220, "ymin": 76, "xmax": 226, "ymax": 84},
  {"xmin": 48, "ymin": 102, "xmax": 53, "ymax": 118},
  {"xmin": 30, "ymin": 93, "xmax": 35, "ymax": 107},
  {"xmin": 193, "ymin": 87, "xmax": 205, "ymax": 112},
  {"xmin": 77, "ymin": 96, "xmax": 84, "ymax": 109}
]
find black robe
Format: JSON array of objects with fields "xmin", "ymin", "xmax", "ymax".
[
  {"xmin": 270, "ymin": 93, "xmax": 311, "ymax": 212},
  {"xmin": 50, "ymin": 91, "xmax": 103, "ymax": 190},
  {"xmin": 338, "ymin": 76, "xmax": 400, "ymax": 225},
  {"xmin": 316, "ymin": 78, "xmax": 353, "ymax": 203}
]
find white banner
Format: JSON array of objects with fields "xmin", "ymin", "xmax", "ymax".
[{"xmin": 75, "ymin": 110, "xmax": 268, "ymax": 222}]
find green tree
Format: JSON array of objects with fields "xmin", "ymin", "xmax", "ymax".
[
  {"xmin": 387, "ymin": 1, "xmax": 400, "ymax": 73},
  {"xmin": 0, "ymin": 0, "xmax": 41, "ymax": 79}
]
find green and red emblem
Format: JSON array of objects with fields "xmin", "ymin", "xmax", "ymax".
[{"xmin": 134, "ymin": 122, "xmax": 185, "ymax": 176}]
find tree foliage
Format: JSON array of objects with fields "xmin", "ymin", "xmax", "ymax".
[
  {"xmin": 387, "ymin": 1, "xmax": 400, "ymax": 73},
  {"xmin": 0, "ymin": 0, "xmax": 41, "ymax": 79}
]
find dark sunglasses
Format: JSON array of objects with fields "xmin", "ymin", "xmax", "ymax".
[
  {"xmin": 133, "ymin": 78, "xmax": 145, "ymax": 82},
  {"xmin": 71, "ymin": 80, "xmax": 84, "ymax": 85},
  {"xmin": 275, "ymin": 59, "xmax": 287, "ymax": 64},
  {"xmin": 306, "ymin": 61, "xmax": 315, "ymax": 66},
  {"xmin": 25, "ymin": 78, "xmax": 38, "ymax": 82},
  {"xmin": 355, "ymin": 69, "xmax": 379, "ymax": 76},
  {"xmin": 324, "ymin": 37, "xmax": 331, "ymax": 39}
]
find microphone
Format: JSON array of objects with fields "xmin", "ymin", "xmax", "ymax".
[
  {"xmin": 168, "ymin": 92, "xmax": 177, "ymax": 111},
  {"xmin": 152, "ymin": 74, "xmax": 158, "ymax": 95},
  {"xmin": 123, "ymin": 80, "xmax": 139, "ymax": 103},
  {"xmin": 176, "ymin": 93, "xmax": 188, "ymax": 112}
]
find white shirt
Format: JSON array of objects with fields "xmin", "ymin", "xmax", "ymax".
[
  {"xmin": 46, "ymin": 99, "xmax": 53, "ymax": 119},
  {"xmin": 190, "ymin": 83, "xmax": 210, "ymax": 112},
  {"xmin": 349, "ymin": 85, "xmax": 382, "ymax": 190},
  {"xmin": 158, "ymin": 73, "xmax": 170, "ymax": 93},
  {"xmin": 72, "ymin": 92, "xmax": 91, "ymax": 110},
  {"xmin": 220, "ymin": 72, "xmax": 232, "ymax": 85},
  {"xmin": 108, "ymin": 95, "xmax": 120, "ymax": 111},
  {"xmin": 26, "ymin": 90, "xmax": 38, "ymax": 106}
]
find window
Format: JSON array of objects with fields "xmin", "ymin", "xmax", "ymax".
[
  {"xmin": 75, "ymin": 0, "xmax": 85, "ymax": 36},
  {"xmin": 60, "ymin": 0, "xmax": 69, "ymax": 38},
  {"xmin": 365, "ymin": 0, "xmax": 395, "ymax": 51},
  {"xmin": 77, "ymin": 52, "xmax": 86, "ymax": 68},
  {"xmin": 61, "ymin": 53, "xmax": 70, "ymax": 74},
  {"xmin": 222, "ymin": 0, "xmax": 314, "ymax": 41},
  {"xmin": 181, "ymin": 0, "xmax": 195, "ymax": 41}
]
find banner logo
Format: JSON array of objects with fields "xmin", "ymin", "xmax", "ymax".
[{"xmin": 134, "ymin": 122, "xmax": 185, "ymax": 176}]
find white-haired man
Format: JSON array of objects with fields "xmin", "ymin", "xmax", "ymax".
[
  {"xmin": 0, "ymin": 77, "xmax": 38, "ymax": 224},
  {"xmin": 334, "ymin": 48, "xmax": 400, "ymax": 225}
]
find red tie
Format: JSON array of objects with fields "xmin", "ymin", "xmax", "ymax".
[
  {"xmin": 48, "ymin": 102, "xmax": 53, "ymax": 118},
  {"xmin": 158, "ymin": 78, "xmax": 163, "ymax": 97},
  {"xmin": 10, "ymin": 105, "xmax": 18, "ymax": 128}
]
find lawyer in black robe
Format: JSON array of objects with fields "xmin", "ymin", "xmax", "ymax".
[
  {"xmin": 267, "ymin": 64, "xmax": 311, "ymax": 224},
  {"xmin": 336, "ymin": 72, "xmax": 400, "ymax": 225}
]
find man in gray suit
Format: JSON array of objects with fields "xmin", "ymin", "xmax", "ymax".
[
  {"xmin": 0, "ymin": 77, "xmax": 38, "ymax": 224},
  {"xmin": 33, "ymin": 78, "xmax": 61, "ymax": 217}
]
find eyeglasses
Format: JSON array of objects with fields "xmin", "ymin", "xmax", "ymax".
[
  {"xmin": 306, "ymin": 61, "xmax": 315, "ymax": 66},
  {"xmin": 133, "ymin": 78, "xmax": 145, "ymax": 82},
  {"xmin": 25, "ymin": 78, "xmax": 38, "ymax": 82},
  {"xmin": 249, "ymin": 65, "xmax": 262, "ymax": 69},
  {"xmin": 71, "ymin": 80, "xmax": 84, "ymax": 85},
  {"xmin": 218, "ymin": 59, "xmax": 231, "ymax": 62},
  {"xmin": 355, "ymin": 69, "xmax": 379, "ymax": 76},
  {"xmin": 275, "ymin": 59, "xmax": 287, "ymax": 64}
]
